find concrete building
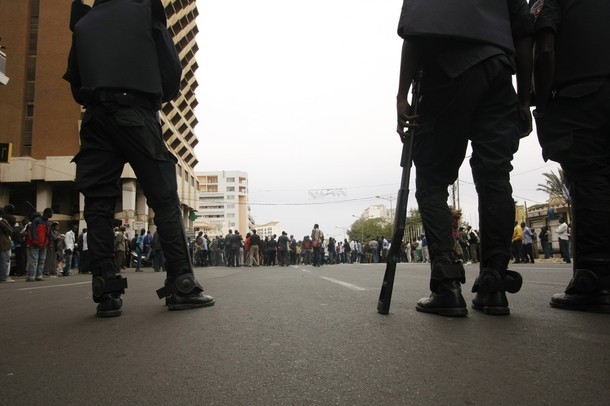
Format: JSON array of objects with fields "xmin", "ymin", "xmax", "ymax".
[
  {"xmin": 362, "ymin": 204, "xmax": 391, "ymax": 222},
  {"xmin": 253, "ymin": 221, "xmax": 285, "ymax": 240},
  {"xmin": 0, "ymin": 0, "xmax": 201, "ymax": 235},
  {"xmin": 194, "ymin": 170, "xmax": 254, "ymax": 237}
]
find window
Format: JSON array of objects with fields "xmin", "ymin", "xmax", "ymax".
[
  {"xmin": 226, "ymin": 186, "xmax": 235, "ymax": 192},
  {"xmin": 226, "ymin": 177, "xmax": 235, "ymax": 183}
]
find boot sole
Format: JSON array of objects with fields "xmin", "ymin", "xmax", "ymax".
[
  {"xmin": 96, "ymin": 309, "xmax": 122, "ymax": 318},
  {"xmin": 472, "ymin": 304, "xmax": 510, "ymax": 315},
  {"xmin": 168, "ymin": 299, "xmax": 216, "ymax": 311},
  {"xmin": 550, "ymin": 301, "xmax": 610, "ymax": 314},
  {"xmin": 416, "ymin": 304, "xmax": 468, "ymax": 317}
]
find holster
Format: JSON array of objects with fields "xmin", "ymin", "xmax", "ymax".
[
  {"xmin": 156, "ymin": 273, "xmax": 203, "ymax": 299},
  {"xmin": 471, "ymin": 268, "xmax": 522, "ymax": 294}
]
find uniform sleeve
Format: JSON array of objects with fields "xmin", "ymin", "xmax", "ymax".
[
  {"xmin": 508, "ymin": 0, "xmax": 535, "ymax": 39},
  {"xmin": 532, "ymin": 0, "xmax": 561, "ymax": 33}
]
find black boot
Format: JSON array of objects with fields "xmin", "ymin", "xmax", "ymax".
[
  {"xmin": 416, "ymin": 280, "xmax": 468, "ymax": 316},
  {"xmin": 550, "ymin": 269, "xmax": 610, "ymax": 313},
  {"xmin": 471, "ymin": 268, "xmax": 522, "ymax": 315},
  {"xmin": 92, "ymin": 262, "xmax": 128, "ymax": 318},
  {"xmin": 156, "ymin": 273, "xmax": 215, "ymax": 310},
  {"xmin": 416, "ymin": 256, "xmax": 467, "ymax": 317}
]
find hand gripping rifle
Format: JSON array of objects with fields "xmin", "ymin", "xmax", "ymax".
[{"xmin": 377, "ymin": 69, "xmax": 423, "ymax": 315}]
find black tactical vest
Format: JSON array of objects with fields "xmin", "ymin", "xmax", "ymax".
[
  {"xmin": 397, "ymin": 0, "xmax": 515, "ymax": 54},
  {"xmin": 74, "ymin": 0, "xmax": 163, "ymax": 97},
  {"xmin": 553, "ymin": 0, "xmax": 610, "ymax": 86}
]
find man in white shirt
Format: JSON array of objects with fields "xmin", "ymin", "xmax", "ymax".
[
  {"xmin": 555, "ymin": 217, "xmax": 570, "ymax": 264},
  {"xmin": 63, "ymin": 225, "xmax": 77, "ymax": 276}
]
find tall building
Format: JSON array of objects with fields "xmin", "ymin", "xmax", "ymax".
[
  {"xmin": 195, "ymin": 170, "xmax": 254, "ymax": 237},
  {"xmin": 0, "ymin": 0, "xmax": 201, "ymax": 234}
]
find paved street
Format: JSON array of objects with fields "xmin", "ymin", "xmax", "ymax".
[{"xmin": 1, "ymin": 261, "xmax": 608, "ymax": 405}]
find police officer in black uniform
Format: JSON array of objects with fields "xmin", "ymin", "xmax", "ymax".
[
  {"xmin": 64, "ymin": 0, "xmax": 214, "ymax": 317},
  {"xmin": 396, "ymin": 0, "xmax": 534, "ymax": 316},
  {"xmin": 532, "ymin": 0, "xmax": 610, "ymax": 313}
]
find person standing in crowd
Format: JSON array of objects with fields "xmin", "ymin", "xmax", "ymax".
[
  {"xmin": 289, "ymin": 235, "xmax": 298, "ymax": 265},
  {"xmin": 311, "ymin": 224, "xmax": 324, "ymax": 267},
  {"xmin": 554, "ymin": 217, "xmax": 571, "ymax": 264},
  {"xmin": 0, "ymin": 207, "xmax": 14, "ymax": 283},
  {"xmin": 512, "ymin": 221, "xmax": 524, "ymax": 263},
  {"xmin": 114, "ymin": 226, "xmax": 126, "ymax": 273},
  {"xmin": 248, "ymin": 229, "xmax": 260, "ymax": 267},
  {"xmin": 466, "ymin": 226, "xmax": 478, "ymax": 264},
  {"xmin": 63, "ymin": 225, "xmax": 77, "ymax": 276},
  {"xmin": 521, "ymin": 222, "xmax": 535, "ymax": 263},
  {"xmin": 266, "ymin": 234, "xmax": 277, "ymax": 266},
  {"xmin": 64, "ymin": 0, "xmax": 214, "ymax": 316},
  {"xmin": 44, "ymin": 222, "xmax": 60, "ymax": 277},
  {"xmin": 231, "ymin": 230, "xmax": 244, "ymax": 266},
  {"xmin": 302, "ymin": 236, "xmax": 312, "ymax": 265},
  {"xmin": 532, "ymin": 0, "xmax": 609, "ymax": 313},
  {"xmin": 135, "ymin": 228, "xmax": 145, "ymax": 272},
  {"xmin": 539, "ymin": 226, "xmax": 551, "ymax": 259},
  {"xmin": 12, "ymin": 218, "xmax": 27, "ymax": 277},
  {"xmin": 194, "ymin": 231, "xmax": 205, "ymax": 266},
  {"xmin": 26, "ymin": 209, "xmax": 53, "ymax": 282},
  {"xmin": 225, "ymin": 230, "xmax": 234, "ymax": 267},
  {"xmin": 78, "ymin": 228, "xmax": 90, "ymax": 274},
  {"xmin": 151, "ymin": 229, "xmax": 165, "ymax": 272},
  {"xmin": 396, "ymin": 0, "xmax": 533, "ymax": 316},
  {"xmin": 142, "ymin": 230, "xmax": 153, "ymax": 262}
]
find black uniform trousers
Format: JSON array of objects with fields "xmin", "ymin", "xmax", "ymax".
[
  {"xmin": 536, "ymin": 78, "xmax": 610, "ymax": 275},
  {"xmin": 74, "ymin": 98, "xmax": 192, "ymax": 278},
  {"xmin": 414, "ymin": 56, "xmax": 520, "ymax": 276}
]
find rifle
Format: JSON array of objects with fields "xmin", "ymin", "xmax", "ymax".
[{"xmin": 377, "ymin": 69, "xmax": 424, "ymax": 315}]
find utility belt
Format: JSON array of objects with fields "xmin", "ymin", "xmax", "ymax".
[{"xmin": 89, "ymin": 89, "xmax": 161, "ymax": 111}]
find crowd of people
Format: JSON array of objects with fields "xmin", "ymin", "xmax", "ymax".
[
  {"xmin": 0, "ymin": 206, "xmax": 84, "ymax": 282},
  {"xmin": 2, "ymin": 0, "xmax": 608, "ymax": 320}
]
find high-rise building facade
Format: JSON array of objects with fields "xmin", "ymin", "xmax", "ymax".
[
  {"xmin": 0, "ymin": 0, "xmax": 201, "ymax": 234},
  {"xmin": 195, "ymin": 171, "xmax": 254, "ymax": 237}
]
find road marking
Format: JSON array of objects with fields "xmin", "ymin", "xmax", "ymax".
[
  {"xmin": 299, "ymin": 268, "xmax": 311, "ymax": 273},
  {"xmin": 18, "ymin": 281, "xmax": 89, "ymax": 291},
  {"xmin": 319, "ymin": 277, "xmax": 366, "ymax": 291}
]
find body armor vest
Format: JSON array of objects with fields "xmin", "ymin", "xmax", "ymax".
[
  {"xmin": 553, "ymin": 0, "xmax": 610, "ymax": 86},
  {"xmin": 74, "ymin": 0, "xmax": 163, "ymax": 97},
  {"xmin": 398, "ymin": 0, "xmax": 515, "ymax": 54}
]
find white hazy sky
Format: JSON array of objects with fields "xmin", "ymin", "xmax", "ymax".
[{"xmin": 193, "ymin": 0, "xmax": 560, "ymax": 239}]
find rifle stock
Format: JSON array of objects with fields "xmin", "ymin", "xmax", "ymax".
[{"xmin": 377, "ymin": 69, "xmax": 423, "ymax": 315}]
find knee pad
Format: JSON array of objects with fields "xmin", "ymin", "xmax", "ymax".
[{"xmin": 471, "ymin": 268, "xmax": 522, "ymax": 294}]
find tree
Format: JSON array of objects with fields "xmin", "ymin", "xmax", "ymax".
[
  {"xmin": 348, "ymin": 208, "xmax": 422, "ymax": 243},
  {"xmin": 348, "ymin": 217, "xmax": 392, "ymax": 243},
  {"xmin": 537, "ymin": 169, "xmax": 569, "ymax": 203}
]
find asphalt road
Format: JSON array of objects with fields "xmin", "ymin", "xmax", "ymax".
[{"xmin": 1, "ymin": 261, "xmax": 608, "ymax": 406}]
